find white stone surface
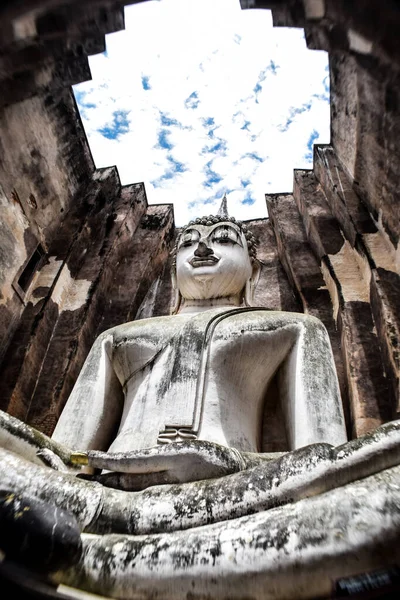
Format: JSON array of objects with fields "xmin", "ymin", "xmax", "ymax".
[
  {"xmin": 2, "ymin": 418, "xmax": 400, "ymax": 598},
  {"xmin": 52, "ymin": 308, "xmax": 346, "ymax": 458},
  {"xmin": 176, "ymin": 222, "xmax": 254, "ymax": 305},
  {"xmin": 62, "ymin": 464, "xmax": 400, "ymax": 600}
]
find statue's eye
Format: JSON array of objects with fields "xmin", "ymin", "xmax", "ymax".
[
  {"xmin": 212, "ymin": 226, "xmax": 239, "ymax": 245},
  {"xmin": 178, "ymin": 229, "xmax": 200, "ymax": 249}
]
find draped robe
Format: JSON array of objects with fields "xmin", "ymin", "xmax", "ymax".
[{"xmin": 52, "ymin": 308, "xmax": 347, "ymax": 453}]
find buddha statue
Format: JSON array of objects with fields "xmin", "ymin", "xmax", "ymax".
[
  {"xmin": 48, "ymin": 206, "xmax": 346, "ymax": 486},
  {"xmin": 1, "ymin": 203, "xmax": 400, "ymax": 599}
]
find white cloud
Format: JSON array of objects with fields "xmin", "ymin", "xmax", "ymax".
[{"xmin": 73, "ymin": 0, "xmax": 330, "ymax": 225}]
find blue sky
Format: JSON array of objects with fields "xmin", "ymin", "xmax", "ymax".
[{"xmin": 73, "ymin": 0, "xmax": 330, "ymax": 225}]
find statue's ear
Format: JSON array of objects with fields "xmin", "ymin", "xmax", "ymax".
[
  {"xmin": 244, "ymin": 259, "xmax": 261, "ymax": 307},
  {"xmin": 170, "ymin": 269, "xmax": 182, "ymax": 314}
]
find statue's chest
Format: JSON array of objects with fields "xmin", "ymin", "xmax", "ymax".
[
  {"xmin": 112, "ymin": 311, "xmax": 274, "ymax": 444},
  {"xmin": 111, "ymin": 310, "xmax": 266, "ymax": 387}
]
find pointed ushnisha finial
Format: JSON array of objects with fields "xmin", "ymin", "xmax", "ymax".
[{"xmin": 217, "ymin": 194, "xmax": 229, "ymax": 219}]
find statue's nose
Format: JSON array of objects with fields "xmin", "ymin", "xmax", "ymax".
[{"xmin": 194, "ymin": 241, "xmax": 213, "ymax": 257}]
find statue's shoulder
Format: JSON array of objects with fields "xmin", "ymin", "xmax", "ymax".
[
  {"xmin": 95, "ymin": 314, "xmax": 192, "ymax": 345},
  {"xmin": 221, "ymin": 308, "xmax": 324, "ymax": 330}
]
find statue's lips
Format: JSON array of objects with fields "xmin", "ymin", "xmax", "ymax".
[{"xmin": 189, "ymin": 256, "xmax": 219, "ymax": 268}]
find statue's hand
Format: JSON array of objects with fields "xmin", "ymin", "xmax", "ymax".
[
  {"xmin": 74, "ymin": 441, "xmax": 247, "ymax": 491},
  {"xmin": 36, "ymin": 448, "xmax": 72, "ymax": 472},
  {"xmin": 0, "ymin": 409, "xmax": 78, "ymax": 473}
]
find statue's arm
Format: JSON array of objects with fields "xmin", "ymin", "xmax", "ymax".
[{"xmin": 51, "ymin": 331, "xmax": 124, "ymax": 453}]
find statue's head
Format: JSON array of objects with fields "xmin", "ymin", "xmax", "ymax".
[{"xmin": 171, "ymin": 214, "xmax": 259, "ymax": 313}]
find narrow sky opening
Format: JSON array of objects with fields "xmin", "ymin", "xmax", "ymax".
[{"xmin": 73, "ymin": 0, "xmax": 330, "ymax": 225}]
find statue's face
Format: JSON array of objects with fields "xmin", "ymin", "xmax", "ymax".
[{"xmin": 176, "ymin": 222, "xmax": 253, "ymax": 300}]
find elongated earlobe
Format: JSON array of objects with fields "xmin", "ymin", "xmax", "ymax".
[
  {"xmin": 244, "ymin": 260, "xmax": 261, "ymax": 307},
  {"xmin": 170, "ymin": 270, "xmax": 182, "ymax": 314}
]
